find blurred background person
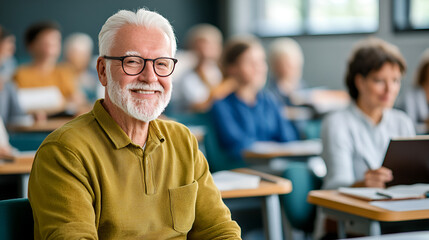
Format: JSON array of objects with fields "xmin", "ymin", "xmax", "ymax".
[
  {"xmin": 398, "ymin": 48, "xmax": 429, "ymax": 134},
  {"xmin": 268, "ymin": 37, "xmax": 305, "ymax": 107},
  {"xmin": 62, "ymin": 32, "xmax": 98, "ymax": 106},
  {"xmin": 0, "ymin": 25, "xmax": 33, "ymax": 127},
  {"xmin": 13, "ymin": 21, "xmax": 82, "ymax": 117},
  {"xmin": 0, "ymin": 118, "xmax": 12, "ymax": 158},
  {"xmin": 211, "ymin": 35, "xmax": 299, "ymax": 162},
  {"xmin": 0, "ymin": 25, "xmax": 17, "ymax": 84},
  {"xmin": 174, "ymin": 24, "xmax": 233, "ymax": 113},
  {"xmin": 321, "ymin": 37, "xmax": 415, "ymax": 191}
]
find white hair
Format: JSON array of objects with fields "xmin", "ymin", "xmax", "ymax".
[
  {"xmin": 64, "ymin": 32, "xmax": 93, "ymax": 53},
  {"xmin": 185, "ymin": 23, "xmax": 222, "ymax": 48},
  {"xmin": 98, "ymin": 8, "xmax": 177, "ymax": 57},
  {"xmin": 269, "ymin": 37, "xmax": 304, "ymax": 65}
]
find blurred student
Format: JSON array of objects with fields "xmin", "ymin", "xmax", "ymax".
[
  {"xmin": 321, "ymin": 38, "xmax": 415, "ymax": 190},
  {"xmin": 0, "ymin": 118, "xmax": 12, "ymax": 158},
  {"xmin": 0, "ymin": 25, "xmax": 33, "ymax": 126},
  {"xmin": 14, "ymin": 21, "xmax": 81, "ymax": 116},
  {"xmin": 0, "ymin": 25, "xmax": 17, "ymax": 83},
  {"xmin": 268, "ymin": 37, "xmax": 305, "ymax": 106},
  {"xmin": 211, "ymin": 36, "xmax": 299, "ymax": 160},
  {"xmin": 63, "ymin": 32, "xmax": 99, "ymax": 104},
  {"xmin": 398, "ymin": 48, "xmax": 429, "ymax": 134},
  {"xmin": 176, "ymin": 24, "xmax": 230, "ymax": 113}
]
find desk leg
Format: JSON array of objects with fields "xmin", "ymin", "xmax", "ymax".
[
  {"xmin": 323, "ymin": 208, "xmax": 381, "ymax": 237},
  {"xmin": 263, "ymin": 194, "xmax": 283, "ymax": 240},
  {"xmin": 369, "ymin": 220, "xmax": 381, "ymax": 236},
  {"xmin": 337, "ymin": 220, "xmax": 346, "ymax": 239},
  {"xmin": 20, "ymin": 174, "xmax": 30, "ymax": 198}
]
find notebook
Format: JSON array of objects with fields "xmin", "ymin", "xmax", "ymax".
[
  {"xmin": 339, "ymin": 184, "xmax": 429, "ymax": 201},
  {"xmin": 382, "ymin": 136, "xmax": 429, "ymax": 187},
  {"xmin": 212, "ymin": 171, "xmax": 261, "ymax": 191}
]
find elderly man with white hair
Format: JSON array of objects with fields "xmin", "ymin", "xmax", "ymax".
[{"xmin": 28, "ymin": 8, "xmax": 241, "ymax": 240}]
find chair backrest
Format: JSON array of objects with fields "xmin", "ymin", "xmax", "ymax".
[
  {"xmin": 0, "ymin": 198, "xmax": 34, "ymax": 239},
  {"xmin": 281, "ymin": 161, "xmax": 322, "ymax": 233},
  {"xmin": 202, "ymin": 115, "xmax": 246, "ymax": 172},
  {"xmin": 9, "ymin": 132, "xmax": 50, "ymax": 151},
  {"xmin": 169, "ymin": 112, "xmax": 245, "ymax": 172}
]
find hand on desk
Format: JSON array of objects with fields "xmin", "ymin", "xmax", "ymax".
[
  {"xmin": 0, "ymin": 145, "xmax": 13, "ymax": 159},
  {"xmin": 354, "ymin": 167, "xmax": 393, "ymax": 188}
]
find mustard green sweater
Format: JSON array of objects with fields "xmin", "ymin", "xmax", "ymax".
[{"xmin": 28, "ymin": 100, "xmax": 241, "ymax": 239}]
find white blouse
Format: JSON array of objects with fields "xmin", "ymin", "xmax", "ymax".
[{"xmin": 321, "ymin": 103, "xmax": 415, "ymax": 189}]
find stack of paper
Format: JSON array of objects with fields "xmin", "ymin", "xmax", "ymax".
[
  {"xmin": 212, "ymin": 171, "xmax": 261, "ymax": 191},
  {"xmin": 339, "ymin": 184, "xmax": 429, "ymax": 201}
]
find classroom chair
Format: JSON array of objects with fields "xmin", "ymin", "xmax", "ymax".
[
  {"xmin": 168, "ymin": 112, "xmax": 245, "ymax": 172},
  {"xmin": 0, "ymin": 198, "xmax": 34, "ymax": 239},
  {"xmin": 281, "ymin": 161, "xmax": 323, "ymax": 239},
  {"xmin": 9, "ymin": 132, "xmax": 50, "ymax": 151}
]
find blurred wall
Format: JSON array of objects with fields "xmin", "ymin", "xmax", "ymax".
[
  {"xmin": 226, "ymin": 0, "xmax": 429, "ymax": 94},
  {"xmin": 2, "ymin": 0, "xmax": 428, "ymax": 93},
  {"xmin": 0, "ymin": 0, "xmax": 220, "ymax": 61}
]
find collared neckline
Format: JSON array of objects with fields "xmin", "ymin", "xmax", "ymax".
[
  {"xmin": 92, "ymin": 99, "xmax": 166, "ymax": 149},
  {"xmin": 349, "ymin": 102, "xmax": 389, "ymax": 128}
]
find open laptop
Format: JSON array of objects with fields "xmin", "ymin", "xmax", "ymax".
[{"xmin": 382, "ymin": 135, "xmax": 429, "ymax": 187}]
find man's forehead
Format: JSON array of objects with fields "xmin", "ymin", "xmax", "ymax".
[{"xmin": 112, "ymin": 25, "xmax": 172, "ymax": 55}]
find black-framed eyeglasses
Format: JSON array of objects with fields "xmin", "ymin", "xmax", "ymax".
[{"xmin": 103, "ymin": 55, "xmax": 178, "ymax": 77}]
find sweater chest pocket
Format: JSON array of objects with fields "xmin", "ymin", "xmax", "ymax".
[{"xmin": 168, "ymin": 180, "xmax": 198, "ymax": 233}]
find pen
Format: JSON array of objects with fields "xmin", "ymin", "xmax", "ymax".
[{"xmin": 376, "ymin": 191, "xmax": 392, "ymax": 199}]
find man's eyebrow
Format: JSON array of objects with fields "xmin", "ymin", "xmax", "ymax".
[{"xmin": 125, "ymin": 51, "xmax": 140, "ymax": 56}]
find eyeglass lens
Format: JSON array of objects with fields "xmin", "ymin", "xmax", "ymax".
[{"xmin": 123, "ymin": 56, "xmax": 175, "ymax": 76}]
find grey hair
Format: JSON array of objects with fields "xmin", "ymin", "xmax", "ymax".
[
  {"xmin": 269, "ymin": 37, "xmax": 303, "ymax": 65},
  {"xmin": 64, "ymin": 32, "xmax": 93, "ymax": 53},
  {"xmin": 98, "ymin": 8, "xmax": 177, "ymax": 57}
]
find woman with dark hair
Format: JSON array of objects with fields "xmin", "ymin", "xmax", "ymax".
[
  {"xmin": 321, "ymin": 38, "xmax": 415, "ymax": 190},
  {"xmin": 210, "ymin": 35, "xmax": 299, "ymax": 161},
  {"xmin": 14, "ymin": 21, "xmax": 76, "ymax": 97},
  {"xmin": 399, "ymin": 49, "xmax": 429, "ymax": 133}
]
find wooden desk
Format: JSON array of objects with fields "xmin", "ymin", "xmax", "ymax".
[
  {"xmin": 8, "ymin": 117, "xmax": 72, "ymax": 133},
  {"xmin": 0, "ymin": 153, "xmax": 35, "ymax": 198},
  {"xmin": 243, "ymin": 139, "xmax": 322, "ymax": 160},
  {"xmin": 220, "ymin": 168, "xmax": 292, "ymax": 240},
  {"xmin": 308, "ymin": 190, "xmax": 429, "ymax": 237},
  {"xmin": 221, "ymin": 168, "xmax": 291, "ymax": 198},
  {"xmin": 0, "ymin": 154, "xmax": 34, "ymax": 175}
]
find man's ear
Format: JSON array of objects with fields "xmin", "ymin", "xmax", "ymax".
[{"xmin": 97, "ymin": 57, "xmax": 108, "ymax": 86}]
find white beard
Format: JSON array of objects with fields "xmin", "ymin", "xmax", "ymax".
[{"xmin": 105, "ymin": 64, "xmax": 172, "ymax": 122}]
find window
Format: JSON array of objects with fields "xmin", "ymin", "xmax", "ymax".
[
  {"xmin": 393, "ymin": 0, "xmax": 429, "ymax": 31},
  {"xmin": 255, "ymin": 0, "xmax": 379, "ymax": 36}
]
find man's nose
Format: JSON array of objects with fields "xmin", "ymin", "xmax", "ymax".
[{"xmin": 138, "ymin": 61, "xmax": 158, "ymax": 83}]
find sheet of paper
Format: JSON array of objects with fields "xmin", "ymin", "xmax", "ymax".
[
  {"xmin": 212, "ymin": 170, "xmax": 260, "ymax": 191},
  {"xmin": 249, "ymin": 139, "xmax": 322, "ymax": 155},
  {"xmin": 339, "ymin": 187, "xmax": 388, "ymax": 200},
  {"xmin": 17, "ymin": 86, "xmax": 64, "ymax": 112},
  {"xmin": 0, "ymin": 118, "xmax": 9, "ymax": 147},
  {"xmin": 370, "ymin": 198, "xmax": 429, "ymax": 211},
  {"xmin": 340, "ymin": 230, "xmax": 429, "ymax": 240}
]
